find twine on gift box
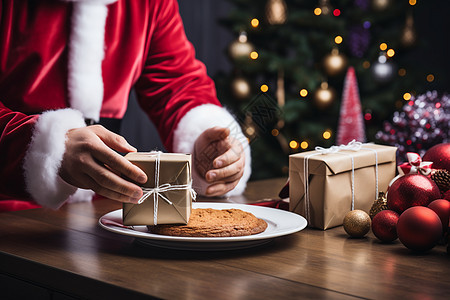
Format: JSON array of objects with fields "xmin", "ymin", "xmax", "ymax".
[
  {"xmin": 303, "ymin": 140, "xmax": 379, "ymax": 223},
  {"xmin": 136, "ymin": 151, "xmax": 197, "ymax": 225}
]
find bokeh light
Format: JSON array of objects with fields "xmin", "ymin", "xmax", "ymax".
[{"xmin": 300, "ymin": 89, "xmax": 308, "ymax": 97}]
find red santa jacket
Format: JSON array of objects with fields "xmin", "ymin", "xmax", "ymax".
[{"xmin": 0, "ymin": 0, "xmax": 251, "ymax": 211}]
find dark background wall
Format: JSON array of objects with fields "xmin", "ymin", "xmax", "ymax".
[
  {"xmin": 120, "ymin": 0, "xmax": 450, "ymax": 153},
  {"xmin": 119, "ymin": 0, "xmax": 233, "ymax": 152}
]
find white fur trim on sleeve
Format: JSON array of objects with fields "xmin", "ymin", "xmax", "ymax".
[
  {"xmin": 173, "ymin": 104, "xmax": 251, "ymax": 196},
  {"xmin": 23, "ymin": 109, "xmax": 90, "ymax": 209},
  {"xmin": 67, "ymin": 2, "xmax": 111, "ymax": 121}
]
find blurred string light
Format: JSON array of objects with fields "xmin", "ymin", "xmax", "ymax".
[
  {"xmin": 379, "ymin": 43, "xmax": 387, "ymax": 51},
  {"xmin": 386, "ymin": 49, "xmax": 395, "ymax": 57},
  {"xmin": 427, "ymin": 74, "xmax": 435, "ymax": 82},
  {"xmin": 322, "ymin": 130, "xmax": 332, "ymax": 140},
  {"xmin": 314, "ymin": 8, "xmax": 322, "ymax": 15},
  {"xmin": 251, "ymin": 18, "xmax": 259, "ymax": 28},
  {"xmin": 289, "ymin": 140, "xmax": 299, "ymax": 149},
  {"xmin": 333, "ymin": 9, "xmax": 341, "ymax": 16},
  {"xmin": 260, "ymin": 84, "xmax": 269, "ymax": 92},
  {"xmin": 334, "ymin": 35, "xmax": 343, "ymax": 44},
  {"xmin": 409, "ymin": 0, "xmax": 417, "ymax": 6},
  {"xmin": 271, "ymin": 128, "xmax": 279, "ymax": 136},
  {"xmin": 403, "ymin": 92, "xmax": 412, "ymax": 101},
  {"xmin": 250, "ymin": 51, "xmax": 259, "ymax": 59},
  {"xmin": 362, "ymin": 61, "xmax": 370, "ymax": 69},
  {"xmin": 299, "ymin": 89, "xmax": 308, "ymax": 97},
  {"xmin": 300, "ymin": 141, "xmax": 309, "ymax": 149},
  {"xmin": 398, "ymin": 68, "xmax": 407, "ymax": 76}
]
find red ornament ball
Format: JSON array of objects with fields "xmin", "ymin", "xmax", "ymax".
[
  {"xmin": 397, "ymin": 206, "xmax": 442, "ymax": 252},
  {"xmin": 428, "ymin": 199, "xmax": 450, "ymax": 233},
  {"xmin": 387, "ymin": 174, "xmax": 441, "ymax": 213},
  {"xmin": 371, "ymin": 210, "xmax": 399, "ymax": 242},
  {"xmin": 423, "ymin": 143, "xmax": 450, "ymax": 172}
]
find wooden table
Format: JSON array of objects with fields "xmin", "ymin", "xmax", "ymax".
[{"xmin": 1, "ymin": 178, "xmax": 449, "ymax": 299}]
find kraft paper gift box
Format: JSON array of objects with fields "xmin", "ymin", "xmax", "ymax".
[
  {"xmin": 289, "ymin": 143, "xmax": 397, "ymax": 230},
  {"xmin": 123, "ymin": 152, "xmax": 194, "ymax": 226}
]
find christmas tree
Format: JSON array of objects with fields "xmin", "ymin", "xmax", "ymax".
[{"xmin": 214, "ymin": 0, "xmax": 438, "ymax": 179}]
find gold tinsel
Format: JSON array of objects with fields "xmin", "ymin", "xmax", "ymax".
[
  {"xmin": 369, "ymin": 192, "xmax": 388, "ymax": 219},
  {"xmin": 431, "ymin": 169, "xmax": 450, "ymax": 192}
]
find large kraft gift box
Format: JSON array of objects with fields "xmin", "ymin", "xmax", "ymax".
[
  {"xmin": 123, "ymin": 152, "xmax": 193, "ymax": 226},
  {"xmin": 289, "ymin": 144, "xmax": 397, "ymax": 230}
]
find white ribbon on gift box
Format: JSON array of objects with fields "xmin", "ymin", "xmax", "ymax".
[
  {"xmin": 303, "ymin": 140, "xmax": 379, "ymax": 223},
  {"xmin": 136, "ymin": 151, "xmax": 197, "ymax": 225}
]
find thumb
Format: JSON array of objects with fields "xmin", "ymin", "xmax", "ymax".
[
  {"xmin": 202, "ymin": 126, "xmax": 230, "ymax": 142},
  {"xmin": 93, "ymin": 126, "xmax": 137, "ymax": 153}
]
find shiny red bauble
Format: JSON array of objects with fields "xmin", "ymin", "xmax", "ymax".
[
  {"xmin": 371, "ymin": 210, "xmax": 399, "ymax": 242},
  {"xmin": 428, "ymin": 199, "xmax": 450, "ymax": 233},
  {"xmin": 387, "ymin": 174, "xmax": 441, "ymax": 213},
  {"xmin": 397, "ymin": 206, "xmax": 442, "ymax": 252},
  {"xmin": 423, "ymin": 143, "xmax": 450, "ymax": 172}
]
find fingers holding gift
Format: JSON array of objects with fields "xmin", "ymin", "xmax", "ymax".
[
  {"xmin": 60, "ymin": 126, "xmax": 147, "ymax": 202},
  {"xmin": 84, "ymin": 161, "xmax": 144, "ymax": 202},
  {"xmin": 80, "ymin": 174, "xmax": 142, "ymax": 203},
  {"xmin": 91, "ymin": 144, "xmax": 147, "ymax": 184},
  {"xmin": 61, "ymin": 154, "xmax": 144, "ymax": 203}
]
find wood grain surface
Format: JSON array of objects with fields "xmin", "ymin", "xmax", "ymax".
[{"xmin": 1, "ymin": 178, "xmax": 449, "ymax": 299}]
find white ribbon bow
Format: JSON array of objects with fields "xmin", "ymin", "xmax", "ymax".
[
  {"xmin": 136, "ymin": 151, "xmax": 197, "ymax": 225},
  {"xmin": 315, "ymin": 139, "xmax": 363, "ymax": 154}
]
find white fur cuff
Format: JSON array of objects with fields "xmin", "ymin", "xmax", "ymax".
[
  {"xmin": 23, "ymin": 109, "xmax": 87, "ymax": 209},
  {"xmin": 173, "ymin": 104, "xmax": 252, "ymax": 196}
]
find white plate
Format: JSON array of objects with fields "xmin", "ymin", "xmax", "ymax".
[{"xmin": 98, "ymin": 202, "xmax": 307, "ymax": 251}]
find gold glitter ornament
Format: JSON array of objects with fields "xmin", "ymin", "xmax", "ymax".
[
  {"xmin": 343, "ymin": 210, "xmax": 371, "ymax": 238},
  {"xmin": 323, "ymin": 48, "xmax": 348, "ymax": 76},
  {"xmin": 313, "ymin": 82, "xmax": 336, "ymax": 109},
  {"xmin": 231, "ymin": 77, "xmax": 251, "ymax": 99},
  {"xmin": 369, "ymin": 192, "xmax": 388, "ymax": 219},
  {"xmin": 371, "ymin": 0, "xmax": 391, "ymax": 11},
  {"xmin": 228, "ymin": 32, "xmax": 254, "ymax": 61}
]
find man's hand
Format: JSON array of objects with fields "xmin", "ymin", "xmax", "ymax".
[
  {"xmin": 59, "ymin": 125, "xmax": 147, "ymax": 203},
  {"xmin": 194, "ymin": 127, "xmax": 245, "ymax": 196}
]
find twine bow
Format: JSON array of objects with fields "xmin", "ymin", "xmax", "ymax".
[
  {"xmin": 136, "ymin": 151, "xmax": 197, "ymax": 225},
  {"xmin": 398, "ymin": 152, "xmax": 433, "ymax": 176},
  {"xmin": 315, "ymin": 139, "xmax": 363, "ymax": 154},
  {"xmin": 303, "ymin": 140, "xmax": 379, "ymax": 223}
]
